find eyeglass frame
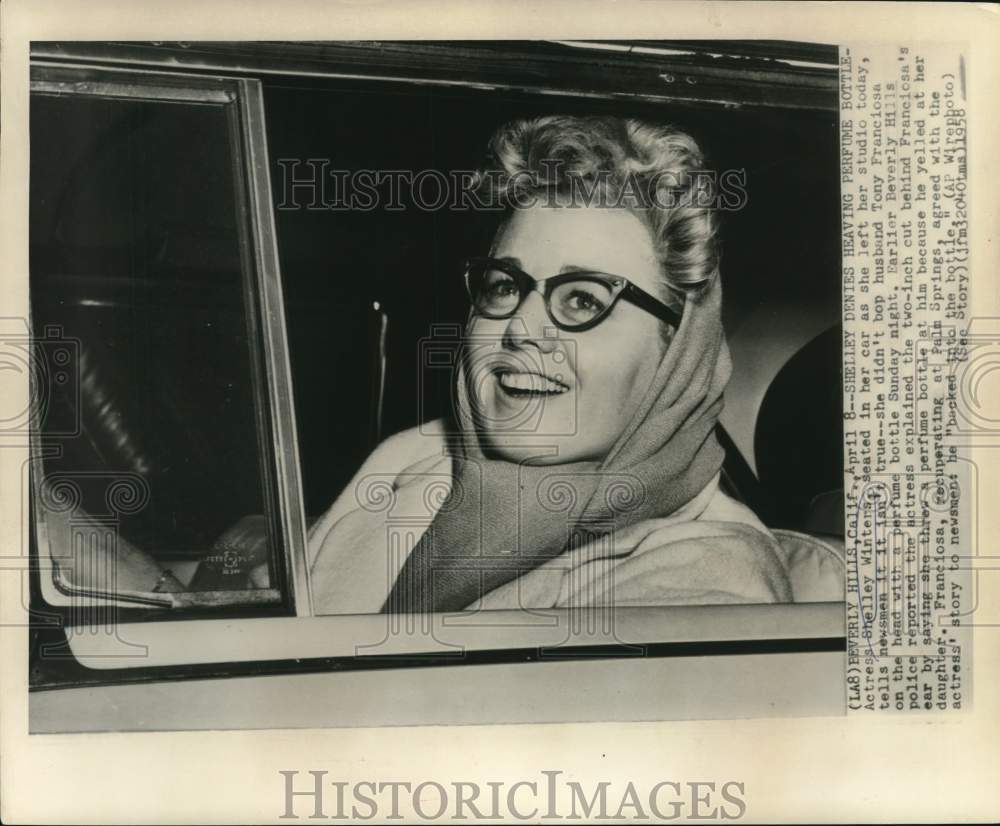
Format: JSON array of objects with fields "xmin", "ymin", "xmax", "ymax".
[{"xmin": 462, "ymin": 256, "xmax": 684, "ymax": 333}]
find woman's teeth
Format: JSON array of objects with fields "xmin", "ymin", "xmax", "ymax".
[{"xmin": 498, "ymin": 371, "xmax": 569, "ymax": 395}]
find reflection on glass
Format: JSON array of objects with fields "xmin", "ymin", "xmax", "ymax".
[{"xmin": 30, "ymin": 92, "xmax": 279, "ymax": 606}]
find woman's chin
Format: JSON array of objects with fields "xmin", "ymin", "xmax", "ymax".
[
  {"xmin": 472, "ymin": 392, "xmax": 593, "ymax": 462},
  {"xmin": 478, "ymin": 431, "xmax": 595, "ymax": 465}
]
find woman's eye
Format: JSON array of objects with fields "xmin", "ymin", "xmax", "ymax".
[
  {"xmin": 566, "ymin": 289, "xmax": 606, "ymax": 313},
  {"xmin": 485, "ymin": 278, "xmax": 518, "ymax": 297}
]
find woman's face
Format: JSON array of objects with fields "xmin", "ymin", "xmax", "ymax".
[{"xmin": 465, "ymin": 203, "xmax": 669, "ymax": 464}]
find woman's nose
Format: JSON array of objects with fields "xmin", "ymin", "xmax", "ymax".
[{"xmin": 503, "ymin": 290, "xmax": 557, "ymax": 352}]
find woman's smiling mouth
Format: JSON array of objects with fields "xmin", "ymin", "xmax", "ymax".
[{"xmin": 496, "ymin": 370, "xmax": 570, "ymax": 396}]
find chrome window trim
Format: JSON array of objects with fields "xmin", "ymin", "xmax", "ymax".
[
  {"xmin": 58, "ymin": 602, "xmax": 844, "ymax": 672},
  {"xmin": 31, "ymin": 647, "xmax": 846, "ymax": 732},
  {"xmin": 233, "ymin": 74, "xmax": 314, "ymax": 615}
]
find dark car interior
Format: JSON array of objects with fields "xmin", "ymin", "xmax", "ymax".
[{"xmin": 29, "ymin": 41, "xmax": 843, "ymax": 611}]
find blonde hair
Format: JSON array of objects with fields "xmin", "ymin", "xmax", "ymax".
[{"xmin": 476, "ymin": 115, "xmax": 720, "ymax": 305}]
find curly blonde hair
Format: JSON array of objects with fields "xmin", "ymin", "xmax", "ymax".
[{"xmin": 476, "ymin": 115, "xmax": 721, "ymax": 308}]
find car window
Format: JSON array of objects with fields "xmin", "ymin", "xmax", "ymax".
[{"xmin": 29, "ymin": 66, "xmax": 308, "ymax": 615}]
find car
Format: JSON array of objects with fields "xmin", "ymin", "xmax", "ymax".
[{"xmin": 26, "ymin": 38, "xmax": 846, "ymax": 732}]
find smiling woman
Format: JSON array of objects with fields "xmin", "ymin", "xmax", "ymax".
[{"xmin": 307, "ymin": 115, "xmax": 843, "ymax": 615}]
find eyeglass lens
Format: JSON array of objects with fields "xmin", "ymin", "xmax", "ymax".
[{"xmin": 469, "ymin": 262, "xmax": 614, "ymax": 328}]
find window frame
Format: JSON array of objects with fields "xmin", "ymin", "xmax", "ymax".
[
  {"xmin": 30, "ymin": 39, "xmax": 839, "ymax": 112},
  {"xmin": 28, "ymin": 61, "xmax": 313, "ymax": 620},
  {"xmin": 37, "ymin": 601, "xmax": 845, "ymax": 691}
]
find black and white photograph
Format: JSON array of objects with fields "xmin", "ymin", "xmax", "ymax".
[
  {"xmin": 25, "ymin": 37, "xmax": 846, "ymax": 727},
  {"xmin": 2, "ymin": 2, "xmax": 999, "ymax": 824}
]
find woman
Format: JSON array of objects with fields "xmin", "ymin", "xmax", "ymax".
[{"xmin": 308, "ymin": 115, "xmax": 843, "ymax": 615}]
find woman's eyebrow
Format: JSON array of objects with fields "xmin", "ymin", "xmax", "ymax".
[{"xmin": 558, "ymin": 263, "xmax": 615, "ymax": 275}]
